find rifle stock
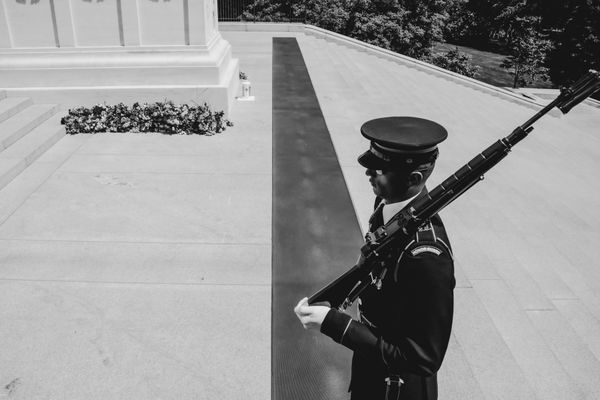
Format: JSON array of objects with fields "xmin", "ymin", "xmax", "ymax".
[{"xmin": 308, "ymin": 70, "xmax": 600, "ymax": 310}]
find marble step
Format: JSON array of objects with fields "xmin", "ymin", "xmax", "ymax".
[
  {"xmin": 0, "ymin": 134, "xmax": 89, "ymax": 225},
  {"xmin": 453, "ymin": 287, "xmax": 538, "ymax": 400},
  {"xmin": 0, "ymin": 104, "xmax": 60, "ymax": 152},
  {"xmin": 311, "ymin": 38, "xmax": 411, "ymax": 88},
  {"xmin": 0, "ymin": 97, "xmax": 32, "ymax": 124},
  {"xmin": 0, "ymin": 112, "xmax": 65, "ymax": 191},
  {"xmin": 306, "ymin": 35, "xmax": 520, "ymax": 118},
  {"xmin": 317, "ymin": 42, "xmax": 384, "ymax": 95},
  {"xmin": 471, "ymin": 279, "xmax": 585, "ymax": 399},
  {"xmin": 304, "ymin": 37, "xmax": 437, "ymax": 112},
  {"xmin": 298, "ymin": 37, "xmax": 363, "ymax": 95}
]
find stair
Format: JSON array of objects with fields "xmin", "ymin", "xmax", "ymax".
[
  {"xmin": 0, "ymin": 93, "xmax": 65, "ymax": 191},
  {"xmin": 0, "ymin": 97, "xmax": 32, "ymax": 124}
]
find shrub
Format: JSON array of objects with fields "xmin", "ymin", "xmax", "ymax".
[
  {"xmin": 61, "ymin": 101, "xmax": 233, "ymax": 135},
  {"xmin": 425, "ymin": 47, "xmax": 480, "ymax": 78}
]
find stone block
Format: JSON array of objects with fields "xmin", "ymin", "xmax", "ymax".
[
  {"xmin": 0, "ymin": 280, "xmax": 270, "ymax": 400},
  {"xmin": 472, "ymin": 280, "xmax": 584, "ymax": 399},
  {"xmin": 0, "ymin": 172, "xmax": 271, "ymax": 244},
  {"xmin": 528, "ymin": 308, "xmax": 600, "ymax": 399},
  {"xmin": 453, "ymin": 288, "xmax": 537, "ymax": 399}
]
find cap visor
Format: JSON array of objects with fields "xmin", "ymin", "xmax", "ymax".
[{"xmin": 357, "ymin": 150, "xmax": 389, "ymax": 170}]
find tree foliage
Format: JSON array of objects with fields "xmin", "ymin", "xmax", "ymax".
[
  {"xmin": 426, "ymin": 47, "xmax": 480, "ymax": 78},
  {"xmin": 240, "ymin": 0, "xmax": 600, "ymax": 89},
  {"xmin": 249, "ymin": 0, "xmax": 453, "ymax": 59},
  {"xmin": 494, "ymin": 3, "xmax": 552, "ymax": 88},
  {"xmin": 445, "ymin": 0, "xmax": 600, "ymax": 89},
  {"xmin": 442, "ymin": 0, "xmax": 503, "ymax": 47},
  {"xmin": 241, "ymin": 0, "xmax": 292, "ymax": 22},
  {"xmin": 346, "ymin": 0, "xmax": 450, "ymax": 59},
  {"xmin": 292, "ymin": 0, "xmax": 352, "ymax": 33},
  {"xmin": 545, "ymin": 1, "xmax": 600, "ymax": 87},
  {"xmin": 499, "ymin": 23, "xmax": 551, "ymax": 88}
]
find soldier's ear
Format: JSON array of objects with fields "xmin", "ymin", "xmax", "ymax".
[{"xmin": 408, "ymin": 171, "xmax": 423, "ymax": 186}]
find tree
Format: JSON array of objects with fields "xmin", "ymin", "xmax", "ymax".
[
  {"xmin": 296, "ymin": 0, "xmax": 453, "ymax": 59},
  {"xmin": 546, "ymin": 1, "xmax": 600, "ymax": 87},
  {"xmin": 244, "ymin": 0, "xmax": 456, "ymax": 59},
  {"xmin": 494, "ymin": 3, "xmax": 551, "ymax": 88},
  {"xmin": 442, "ymin": 0, "xmax": 475, "ymax": 43},
  {"xmin": 444, "ymin": 0, "xmax": 599, "ymax": 92},
  {"xmin": 344, "ymin": 0, "xmax": 452, "ymax": 59},
  {"xmin": 443, "ymin": 0, "xmax": 506, "ymax": 48},
  {"xmin": 499, "ymin": 23, "xmax": 551, "ymax": 88},
  {"xmin": 292, "ymin": 0, "xmax": 352, "ymax": 33},
  {"xmin": 241, "ymin": 0, "xmax": 292, "ymax": 22}
]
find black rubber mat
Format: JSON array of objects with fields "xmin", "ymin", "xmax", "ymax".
[{"xmin": 272, "ymin": 37, "xmax": 365, "ymax": 400}]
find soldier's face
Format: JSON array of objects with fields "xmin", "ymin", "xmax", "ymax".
[{"xmin": 365, "ymin": 168, "xmax": 410, "ymax": 202}]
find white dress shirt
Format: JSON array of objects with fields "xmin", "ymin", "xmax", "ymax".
[{"xmin": 381, "ymin": 192, "xmax": 420, "ymax": 225}]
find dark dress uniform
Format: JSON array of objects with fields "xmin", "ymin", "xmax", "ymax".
[
  {"xmin": 319, "ymin": 117, "xmax": 456, "ymax": 400},
  {"xmin": 321, "ymin": 195, "xmax": 455, "ymax": 399}
]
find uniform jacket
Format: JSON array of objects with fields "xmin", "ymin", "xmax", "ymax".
[{"xmin": 321, "ymin": 193, "xmax": 456, "ymax": 400}]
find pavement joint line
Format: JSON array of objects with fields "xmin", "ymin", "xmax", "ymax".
[
  {"xmin": 66, "ymin": 152, "xmax": 268, "ymax": 158},
  {"xmin": 54, "ymin": 170, "xmax": 272, "ymax": 176},
  {"xmin": 551, "ymin": 298, "xmax": 583, "ymax": 303},
  {"xmin": 455, "ymin": 284, "xmax": 474, "ymax": 288},
  {"xmin": 69, "ymin": 152, "xmax": 254, "ymax": 156},
  {"xmin": 468, "ymin": 278, "xmax": 504, "ymax": 281},
  {"xmin": 524, "ymin": 308, "xmax": 557, "ymax": 312},
  {"xmin": 0, "ymin": 238, "xmax": 271, "ymax": 246},
  {"xmin": 549, "ymin": 296, "xmax": 580, "ymax": 301},
  {"xmin": 0, "ymin": 278, "xmax": 271, "ymax": 287},
  {"xmin": 68, "ymin": 154, "xmax": 264, "ymax": 158}
]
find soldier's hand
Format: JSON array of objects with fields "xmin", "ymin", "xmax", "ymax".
[{"xmin": 294, "ymin": 297, "xmax": 330, "ymax": 330}]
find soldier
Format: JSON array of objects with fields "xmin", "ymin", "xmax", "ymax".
[{"xmin": 294, "ymin": 117, "xmax": 456, "ymax": 400}]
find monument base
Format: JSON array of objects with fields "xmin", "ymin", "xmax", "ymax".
[{"xmin": 0, "ymin": 35, "xmax": 239, "ymax": 114}]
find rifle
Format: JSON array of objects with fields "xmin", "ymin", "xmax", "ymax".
[{"xmin": 308, "ymin": 70, "xmax": 600, "ymax": 310}]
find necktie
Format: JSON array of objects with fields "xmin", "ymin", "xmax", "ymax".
[{"xmin": 368, "ymin": 201, "xmax": 385, "ymax": 232}]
